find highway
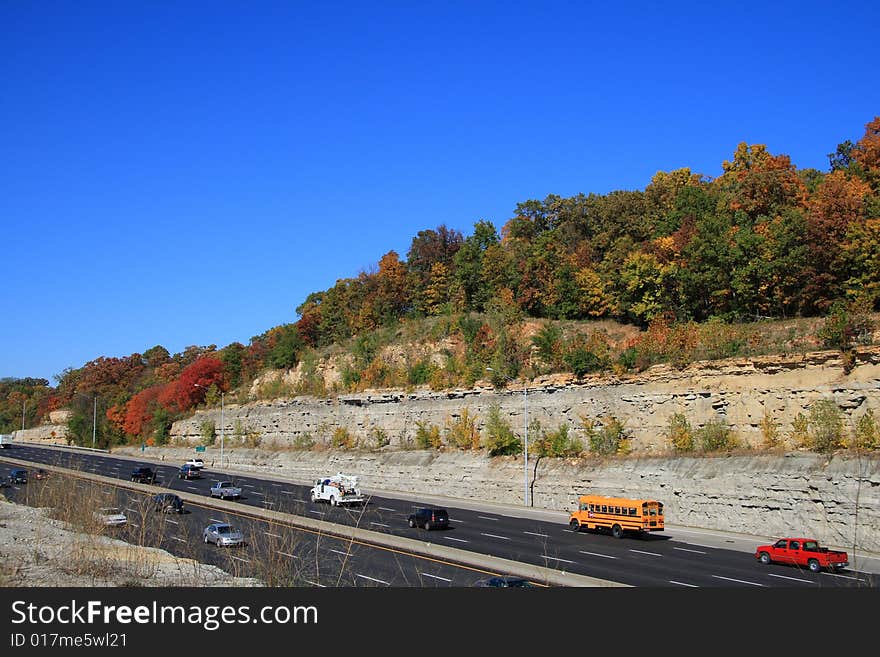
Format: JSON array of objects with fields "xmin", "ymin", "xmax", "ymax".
[{"xmin": 3, "ymin": 443, "xmax": 878, "ymax": 588}]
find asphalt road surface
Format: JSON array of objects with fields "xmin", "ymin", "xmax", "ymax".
[{"xmin": 3, "ymin": 444, "xmax": 878, "ymax": 588}]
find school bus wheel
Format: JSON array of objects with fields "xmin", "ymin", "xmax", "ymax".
[
  {"xmin": 569, "ymin": 518, "xmax": 580, "ymax": 532},
  {"xmin": 612, "ymin": 524, "xmax": 624, "ymax": 539}
]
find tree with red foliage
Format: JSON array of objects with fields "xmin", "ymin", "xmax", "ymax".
[
  {"xmin": 120, "ymin": 385, "xmax": 165, "ymax": 437},
  {"xmin": 171, "ymin": 357, "xmax": 226, "ymax": 412}
]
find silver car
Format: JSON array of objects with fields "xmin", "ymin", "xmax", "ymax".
[
  {"xmin": 203, "ymin": 522, "xmax": 245, "ymax": 547},
  {"xmin": 96, "ymin": 507, "xmax": 127, "ymax": 527}
]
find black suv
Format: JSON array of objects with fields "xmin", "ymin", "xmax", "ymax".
[
  {"xmin": 152, "ymin": 493, "xmax": 184, "ymax": 514},
  {"xmin": 407, "ymin": 507, "xmax": 449, "ymax": 530},
  {"xmin": 9, "ymin": 468, "xmax": 28, "ymax": 485},
  {"xmin": 130, "ymin": 466, "xmax": 156, "ymax": 484}
]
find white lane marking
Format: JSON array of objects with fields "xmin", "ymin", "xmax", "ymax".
[
  {"xmin": 308, "ymin": 510, "xmax": 325, "ymax": 516},
  {"xmin": 209, "ymin": 518, "xmax": 225, "ymax": 523},
  {"xmin": 449, "ymin": 518, "xmax": 463, "ymax": 523},
  {"xmin": 421, "ymin": 573, "xmax": 453, "ymax": 582},
  {"xmin": 172, "ymin": 537, "xmax": 186, "ymax": 543},
  {"xmin": 187, "ymin": 486, "xmax": 199, "ymax": 491},
  {"xmin": 279, "ymin": 551, "xmax": 298, "ymax": 559},
  {"xmin": 282, "ymin": 490, "xmax": 297, "ymax": 495},
  {"xmin": 253, "ymin": 491, "xmax": 266, "ymax": 496},
  {"xmin": 370, "ymin": 522, "xmax": 390, "ymax": 528},
  {"xmin": 480, "ymin": 533, "xmax": 510, "ymax": 540},
  {"xmin": 768, "ymin": 573, "xmax": 812, "ymax": 584},
  {"xmin": 164, "ymin": 520, "xmax": 179, "ymax": 525},
  {"xmin": 306, "ymin": 580, "xmax": 326, "ymax": 587},
  {"xmin": 243, "ymin": 484, "xmax": 257, "ymax": 488},
  {"xmin": 442, "ymin": 536, "xmax": 469, "ymax": 543},
  {"xmin": 524, "ymin": 531, "xmax": 549, "ymax": 538},
  {"xmin": 264, "ymin": 532, "xmax": 281, "ymax": 538},
  {"xmin": 822, "ymin": 571, "xmax": 865, "ymax": 582},
  {"xmin": 713, "ymin": 575, "xmax": 764, "ymax": 586},
  {"xmin": 542, "ymin": 555, "xmax": 575, "ymax": 564},
  {"xmin": 673, "ymin": 546, "xmax": 707, "ymax": 555},
  {"xmin": 378, "ymin": 507, "xmax": 397, "ymax": 512},
  {"xmin": 356, "ymin": 574, "xmax": 389, "ymax": 585},
  {"xmin": 330, "ymin": 549, "xmax": 351, "ymax": 557},
  {"xmin": 231, "ymin": 556, "xmax": 250, "ymax": 563},
  {"xmin": 128, "ymin": 523, "xmax": 140, "ymax": 529},
  {"xmin": 579, "ymin": 551, "xmax": 618, "ymax": 559},
  {"xmin": 670, "ymin": 580, "xmax": 699, "ymax": 587},
  {"xmin": 630, "ymin": 549, "xmax": 662, "ymax": 557},
  {"xmin": 478, "ymin": 515, "xmax": 498, "ymax": 521}
]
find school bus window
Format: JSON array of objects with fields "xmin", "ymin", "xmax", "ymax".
[
  {"xmin": 601, "ymin": 505, "xmax": 607, "ymax": 513},
  {"xmin": 628, "ymin": 508, "xmax": 636, "ymax": 516}
]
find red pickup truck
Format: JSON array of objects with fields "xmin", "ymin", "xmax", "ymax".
[{"xmin": 755, "ymin": 538, "xmax": 849, "ymax": 573}]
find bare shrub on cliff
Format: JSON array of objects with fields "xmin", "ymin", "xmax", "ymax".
[
  {"xmin": 760, "ymin": 410, "xmax": 783, "ymax": 449},
  {"xmin": 444, "ymin": 408, "xmax": 480, "ymax": 449},
  {"xmin": 332, "ymin": 426, "xmax": 355, "ymax": 448},
  {"xmin": 790, "ymin": 412, "xmax": 810, "ymax": 448}
]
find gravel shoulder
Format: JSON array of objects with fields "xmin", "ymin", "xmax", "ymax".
[{"xmin": 0, "ymin": 497, "xmax": 262, "ymax": 587}]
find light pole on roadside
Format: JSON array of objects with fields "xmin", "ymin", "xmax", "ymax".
[
  {"xmin": 486, "ymin": 367, "xmax": 529, "ymax": 507},
  {"xmin": 92, "ymin": 395, "xmax": 97, "ymax": 448}
]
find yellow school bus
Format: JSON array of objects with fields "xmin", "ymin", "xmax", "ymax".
[{"xmin": 568, "ymin": 494, "xmax": 664, "ymax": 539}]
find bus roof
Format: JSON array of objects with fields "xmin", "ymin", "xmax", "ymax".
[{"xmin": 576, "ymin": 494, "xmax": 662, "ymax": 505}]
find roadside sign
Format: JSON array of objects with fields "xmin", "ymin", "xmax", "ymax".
[{"xmin": 195, "ymin": 446, "xmax": 206, "ymax": 452}]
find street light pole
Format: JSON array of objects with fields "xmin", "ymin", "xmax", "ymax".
[
  {"xmin": 220, "ymin": 391, "xmax": 225, "ymax": 469},
  {"xmin": 487, "ymin": 367, "xmax": 529, "ymax": 507},
  {"xmin": 92, "ymin": 395, "xmax": 97, "ymax": 448}
]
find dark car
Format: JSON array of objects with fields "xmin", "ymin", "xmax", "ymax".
[
  {"xmin": 152, "ymin": 492, "xmax": 185, "ymax": 514},
  {"xmin": 9, "ymin": 468, "xmax": 28, "ymax": 485},
  {"xmin": 178, "ymin": 464, "xmax": 201, "ymax": 480},
  {"xmin": 34, "ymin": 468, "xmax": 50, "ymax": 480},
  {"xmin": 473, "ymin": 576, "xmax": 538, "ymax": 588},
  {"xmin": 130, "ymin": 466, "xmax": 156, "ymax": 484},
  {"xmin": 407, "ymin": 507, "xmax": 449, "ymax": 530}
]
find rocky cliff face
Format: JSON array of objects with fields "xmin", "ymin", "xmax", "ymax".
[{"xmin": 171, "ymin": 346, "xmax": 880, "ymax": 453}]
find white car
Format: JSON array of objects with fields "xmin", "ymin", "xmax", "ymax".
[
  {"xmin": 96, "ymin": 507, "xmax": 127, "ymax": 527},
  {"xmin": 203, "ymin": 523, "xmax": 245, "ymax": 547},
  {"xmin": 185, "ymin": 458, "xmax": 205, "ymax": 470}
]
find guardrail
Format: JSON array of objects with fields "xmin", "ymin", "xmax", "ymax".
[{"xmin": 0, "ymin": 455, "xmax": 626, "ymax": 587}]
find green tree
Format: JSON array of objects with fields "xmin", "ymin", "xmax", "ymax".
[
  {"xmin": 666, "ymin": 412, "xmax": 694, "ymax": 452},
  {"xmin": 851, "ymin": 409, "xmax": 879, "ymax": 449},
  {"xmin": 808, "ymin": 399, "xmax": 845, "ymax": 453},
  {"xmin": 581, "ymin": 415, "xmax": 628, "ymax": 456},
  {"xmin": 695, "ymin": 418, "xmax": 738, "ymax": 452},
  {"xmin": 482, "ymin": 403, "xmax": 521, "ymax": 456}
]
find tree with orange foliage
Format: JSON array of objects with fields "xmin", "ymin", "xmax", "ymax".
[{"xmin": 160, "ymin": 357, "xmax": 225, "ymax": 413}]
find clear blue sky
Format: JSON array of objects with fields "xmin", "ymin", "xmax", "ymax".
[{"xmin": 2, "ymin": 1, "xmax": 878, "ymax": 384}]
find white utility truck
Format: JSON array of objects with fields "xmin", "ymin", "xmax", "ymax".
[
  {"xmin": 0, "ymin": 434, "xmax": 12, "ymax": 449},
  {"xmin": 309, "ymin": 473, "xmax": 366, "ymax": 506}
]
